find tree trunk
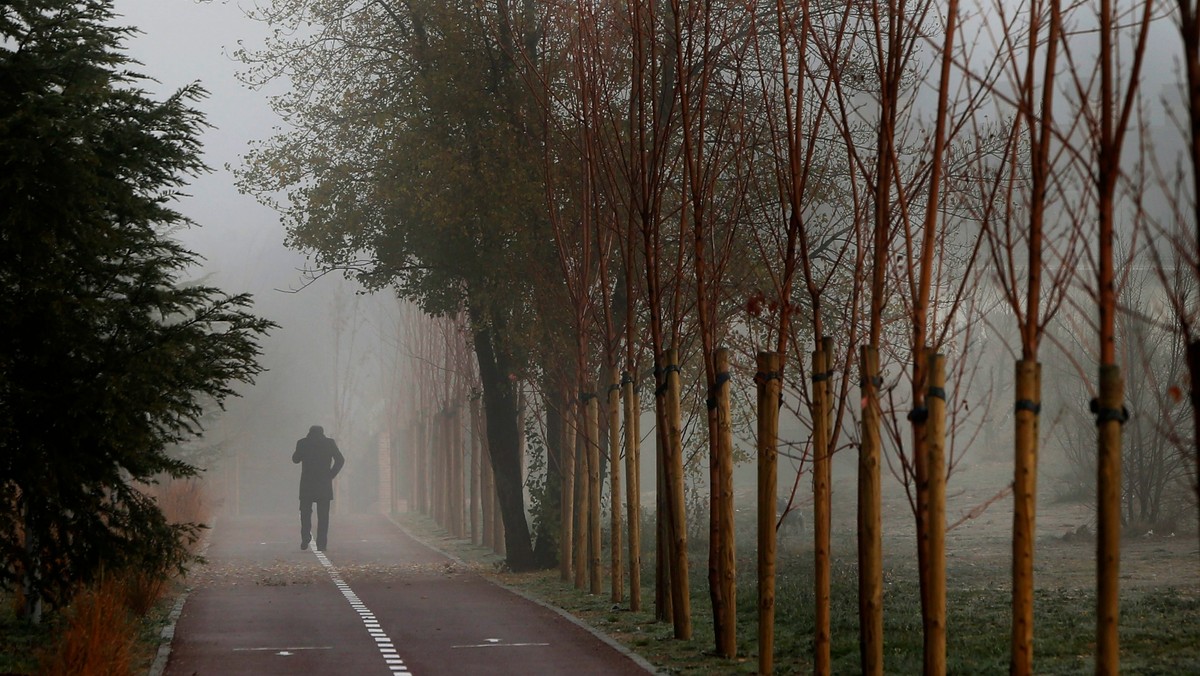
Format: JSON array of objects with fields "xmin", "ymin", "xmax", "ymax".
[
  {"xmin": 711, "ymin": 348, "xmax": 736, "ymax": 657},
  {"xmin": 624, "ymin": 373, "xmax": 642, "ymax": 611},
  {"xmin": 663, "ymin": 348, "xmax": 692, "ymax": 639},
  {"xmin": 483, "ymin": 422, "xmax": 495, "ymax": 550},
  {"xmin": 471, "ymin": 400, "xmax": 482, "ymax": 544},
  {"xmin": 858, "ymin": 346, "xmax": 883, "ymax": 675},
  {"xmin": 923, "ymin": 350, "xmax": 947, "ymax": 676},
  {"xmin": 757, "ymin": 352, "xmax": 782, "ymax": 675},
  {"xmin": 561, "ymin": 397, "xmax": 576, "ymax": 581},
  {"xmin": 587, "ymin": 389, "xmax": 603, "ymax": 594},
  {"xmin": 411, "ymin": 418, "xmax": 423, "ymax": 514},
  {"xmin": 656, "ymin": 432, "xmax": 672, "ymax": 620},
  {"xmin": 473, "ymin": 324, "xmax": 535, "ymax": 570},
  {"xmin": 452, "ymin": 405, "xmax": 465, "ymax": 537},
  {"xmin": 656, "ymin": 355, "xmax": 673, "ymax": 623},
  {"xmin": 574, "ymin": 402, "xmax": 589, "ymax": 587},
  {"xmin": 1097, "ymin": 364, "xmax": 1124, "ymax": 674},
  {"xmin": 1011, "ymin": 360, "xmax": 1041, "ymax": 674},
  {"xmin": 812, "ymin": 338, "xmax": 832, "ymax": 672},
  {"xmin": 608, "ymin": 370, "xmax": 624, "ymax": 603}
]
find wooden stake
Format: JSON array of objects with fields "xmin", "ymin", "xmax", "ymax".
[
  {"xmin": 757, "ymin": 352, "xmax": 782, "ymax": 676},
  {"xmin": 1011, "ymin": 360, "xmax": 1041, "ymax": 674}
]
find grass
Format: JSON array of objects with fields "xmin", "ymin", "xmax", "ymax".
[{"xmin": 396, "ymin": 512, "xmax": 1200, "ymax": 675}]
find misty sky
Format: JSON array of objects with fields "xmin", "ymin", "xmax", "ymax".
[{"xmin": 110, "ymin": 0, "xmax": 391, "ymax": 507}]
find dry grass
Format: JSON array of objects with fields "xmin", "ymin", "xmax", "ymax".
[
  {"xmin": 37, "ymin": 576, "xmax": 138, "ymax": 676},
  {"xmin": 30, "ymin": 479, "xmax": 211, "ymax": 675},
  {"xmin": 145, "ymin": 478, "xmax": 210, "ymax": 535}
]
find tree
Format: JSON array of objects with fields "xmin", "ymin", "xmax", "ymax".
[
  {"xmin": 237, "ymin": 0, "xmax": 559, "ymax": 570},
  {"xmin": 0, "ymin": 0, "xmax": 273, "ymax": 620}
]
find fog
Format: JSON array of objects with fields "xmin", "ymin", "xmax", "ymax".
[
  {"xmin": 112, "ymin": 0, "xmax": 394, "ymax": 515},
  {"xmin": 109, "ymin": 1, "xmax": 1199, "ymax": 548}
]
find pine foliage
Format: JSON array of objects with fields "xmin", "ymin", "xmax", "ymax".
[{"xmin": 0, "ymin": 0, "xmax": 274, "ymax": 616}]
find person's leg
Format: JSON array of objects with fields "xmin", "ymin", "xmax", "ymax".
[
  {"xmin": 300, "ymin": 499, "xmax": 313, "ymax": 549},
  {"xmin": 316, "ymin": 499, "xmax": 330, "ymax": 551}
]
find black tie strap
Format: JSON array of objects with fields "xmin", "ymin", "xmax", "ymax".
[
  {"xmin": 1015, "ymin": 399, "xmax": 1041, "ymax": 415},
  {"xmin": 1089, "ymin": 398, "xmax": 1129, "ymax": 425},
  {"xmin": 706, "ymin": 371, "xmax": 732, "ymax": 410}
]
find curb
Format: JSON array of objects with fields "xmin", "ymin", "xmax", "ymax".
[
  {"xmin": 384, "ymin": 514, "xmax": 661, "ymax": 675},
  {"xmin": 147, "ymin": 586, "xmax": 189, "ymax": 676},
  {"xmin": 147, "ymin": 521, "xmax": 215, "ymax": 676}
]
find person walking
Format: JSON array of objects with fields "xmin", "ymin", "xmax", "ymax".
[{"xmin": 293, "ymin": 425, "xmax": 345, "ymax": 551}]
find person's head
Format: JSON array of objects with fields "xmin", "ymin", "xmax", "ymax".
[{"xmin": 308, "ymin": 425, "xmax": 324, "ymax": 437}]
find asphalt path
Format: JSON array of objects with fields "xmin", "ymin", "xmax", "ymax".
[{"xmin": 164, "ymin": 513, "xmax": 654, "ymax": 675}]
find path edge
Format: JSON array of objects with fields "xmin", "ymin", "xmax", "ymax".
[
  {"xmin": 384, "ymin": 514, "xmax": 661, "ymax": 675},
  {"xmin": 147, "ymin": 520, "xmax": 215, "ymax": 676}
]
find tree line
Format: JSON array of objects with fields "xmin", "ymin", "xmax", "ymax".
[{"xmin": 237, "ymin": 1, "xmax": 1200, "ymax": 674}]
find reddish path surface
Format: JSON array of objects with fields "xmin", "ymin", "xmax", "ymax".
[{"xmin": 165, "ymin": 513, "xmax": 653, "ymax": 675}]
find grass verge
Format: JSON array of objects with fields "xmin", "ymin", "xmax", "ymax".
[{"xmin": 394, "ymin": 512, "xmax": 1200, "ymax": 675}]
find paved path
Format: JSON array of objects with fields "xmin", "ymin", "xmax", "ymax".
[{"xmin": 165, "ymin": 513, "xmax": 653, "ymax": 675}]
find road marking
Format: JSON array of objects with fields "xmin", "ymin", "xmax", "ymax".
[
  {"xmin": 313, "ymin": 550, "xmax": 411, "ymax": 675},
  {"xmin": 232, "ymin": 646, "xmax": 333, "ymax": 652},
  {"xmin": 451, "ymin": 642, "xmax": 551, "ymax": 649}
]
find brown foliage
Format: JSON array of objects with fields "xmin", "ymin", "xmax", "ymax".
[{"xmin": 37, "ymin": 576, "xmax": 137, "ymax": 676}]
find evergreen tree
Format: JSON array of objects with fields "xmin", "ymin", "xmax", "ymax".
[{"xmin": 0, "ymin": 0, "xmax": 274, "ymax": 619}]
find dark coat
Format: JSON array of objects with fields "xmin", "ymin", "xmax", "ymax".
[{"xmin": 293, "ymin": 430, "xmax": 345, "ymax": 501}]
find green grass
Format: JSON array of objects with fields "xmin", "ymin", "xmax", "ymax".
[
  {"xmin": 0, "ymin": 594, "xmax": 54, "ymax": 674},
  {"xmin": 397, "ymin": 513, "xmax": 1200, "ymax": 675}
]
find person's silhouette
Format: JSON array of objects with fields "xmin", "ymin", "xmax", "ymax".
[{"xmin": 292, "ymin": 425, "xmax": 345, "ymax": 551}]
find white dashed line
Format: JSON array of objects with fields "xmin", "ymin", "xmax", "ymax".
[{"xmin": 313, "ymin": 550, "xmax": 412, "ymax": 675}]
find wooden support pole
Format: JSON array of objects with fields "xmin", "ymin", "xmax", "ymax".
[
  {"xmin": 608, "ymin": 372, "xmax": 624, "ymax": 604},
  {"xmin": 923, "ymin": 349, "xmax": 947, "ymax": 676},
  {"xmin": 813, "ymin": 338, "xmax": 832, "ymax": 673},
  {"xmin": 624, "ymin": 373, "xmax": 642, "ymax": 611},
  {"xmin": 757, "ymin": 351, "xmax": 781, "ymax": 676},
  {"xmin": 1096, "ymin": 364, "xmax": 1123, "ymax": 675},
  {"xmin": 858, "ymin": 346, "xmax": 883, "ymax": 675},
  {"xmin": 1011, "ymin": 360, "xmax": 1041, "ymax": 674}
]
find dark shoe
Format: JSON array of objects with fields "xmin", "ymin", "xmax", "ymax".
[{"xmin": 301, "ymin": 542, "xmax": 309, "ymax": 550}]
